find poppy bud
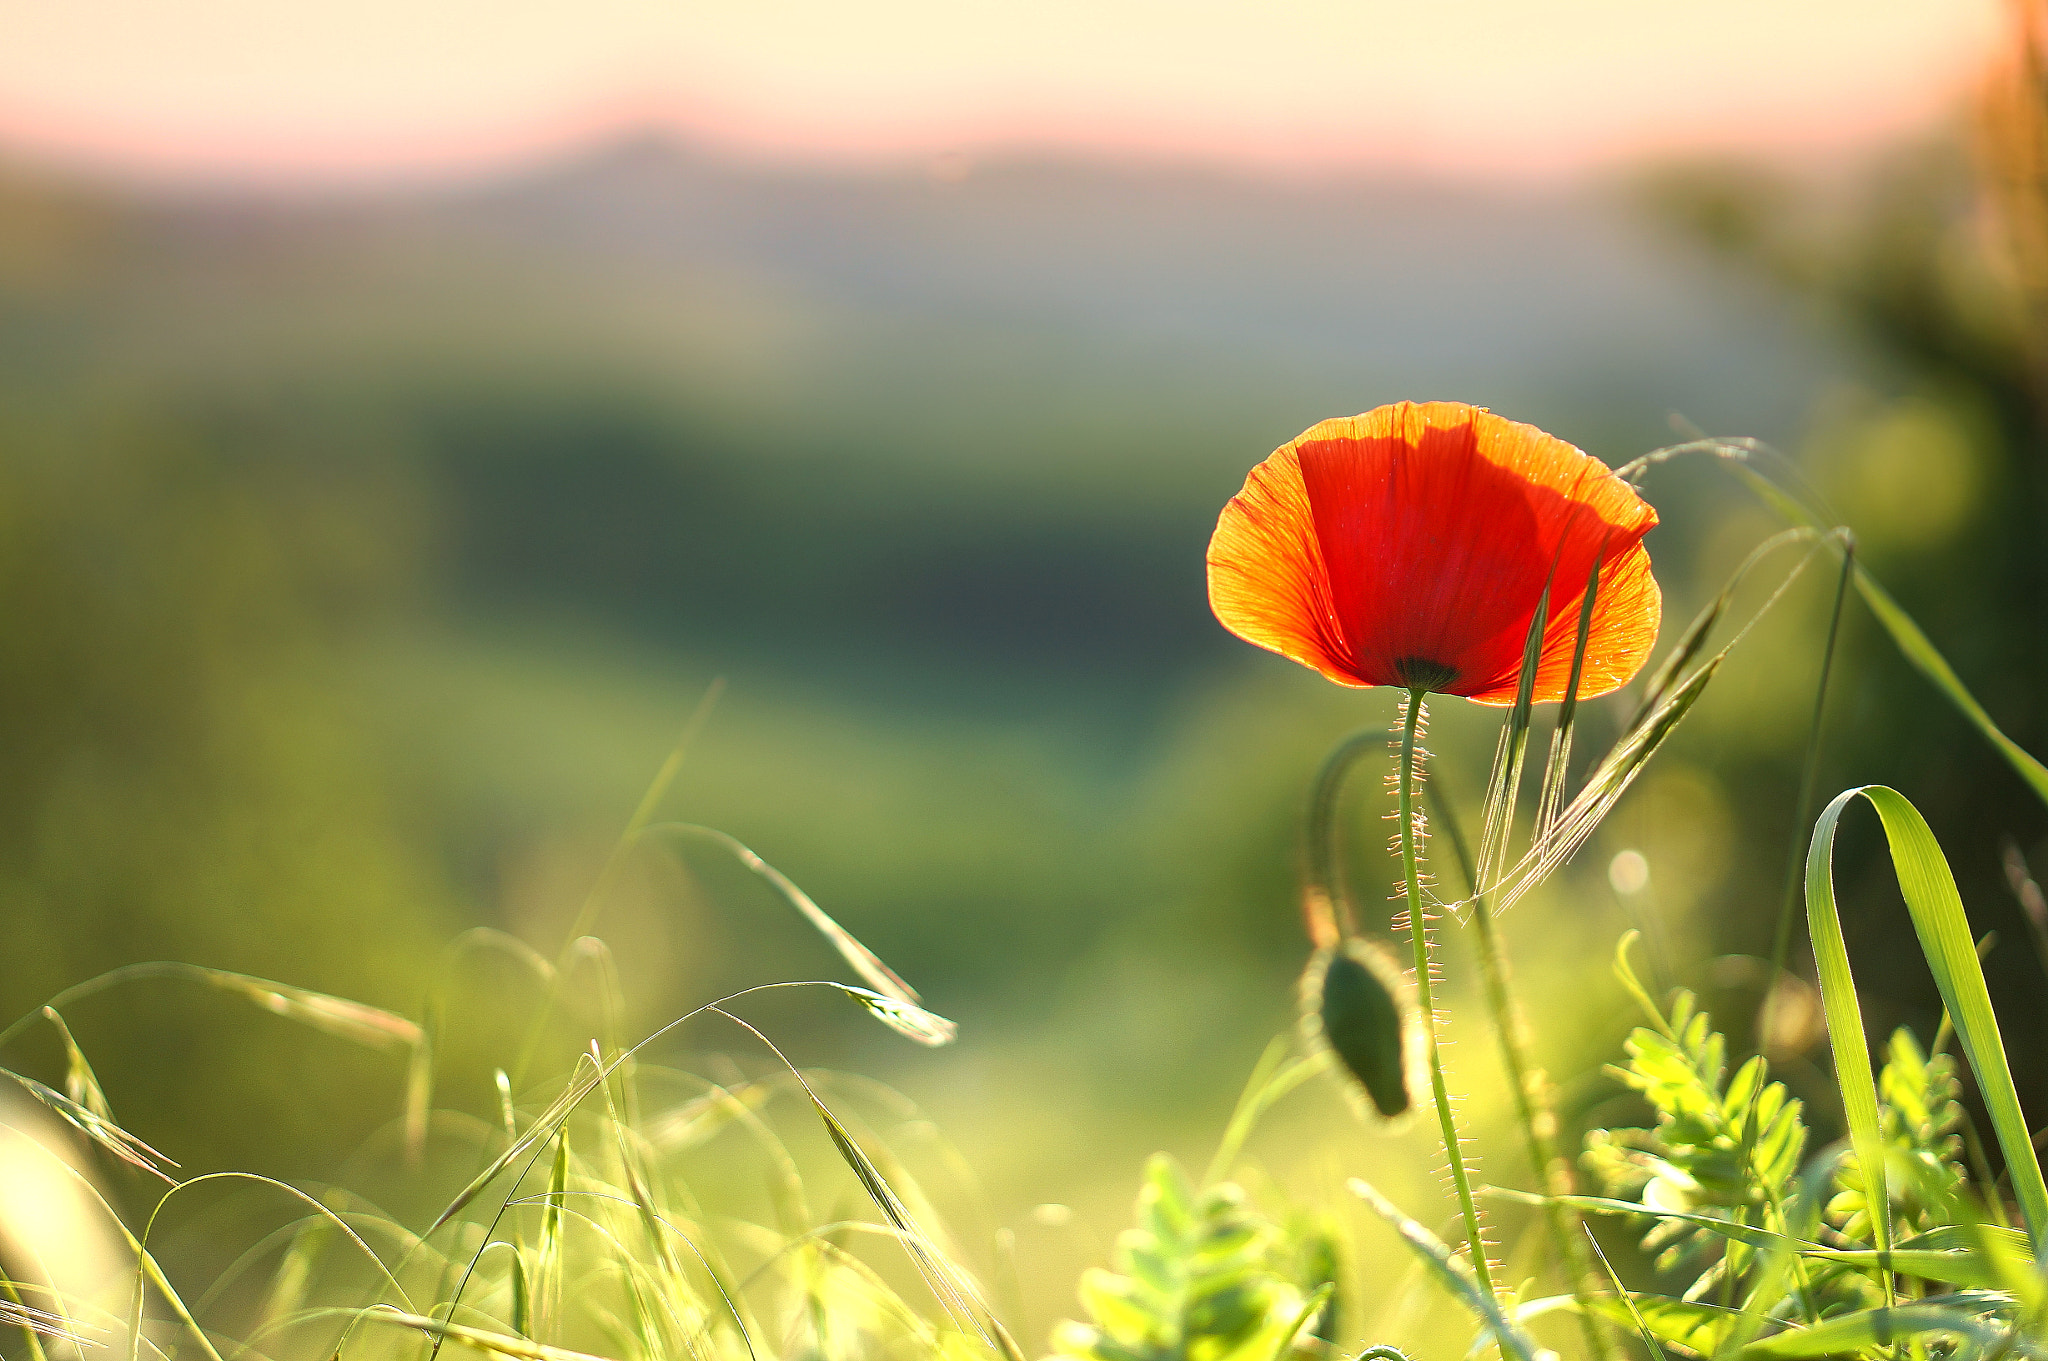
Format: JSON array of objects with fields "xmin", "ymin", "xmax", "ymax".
[{"xmin": 1300, "ymin": 939, "xmax": 1422, "ymax": 1122}]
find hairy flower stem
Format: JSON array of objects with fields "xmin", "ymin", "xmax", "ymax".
[
  {"xmin": 1397, "ymin": 689, "xmax": 1497, "ymax": 1304},
  {"xmin": 1433, "ymin": 774, "xmax": 1620, "ymax": 1361}
]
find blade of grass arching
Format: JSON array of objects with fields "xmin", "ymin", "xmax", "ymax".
[
  {"xmin": 1802, "ymin": 791, "xmax": 1896, "ymax": 1282},
  {"xmin": 1478, "ymin": 589, "xmax": 1550, "ymax": 893},
  {"xmin": 1764, "ymin": 538, "xmax": 1853, "ymax": 1057},
  {"xmin": 1858, "ymin": 573, "xmax": 2048, "ymax": 810},
  {"xmin": 648, "ymin": 825, "xmax": 931, "ymax": 1013},
  {"xmin": 1, "ymin": 1070, "xmax": 175, "ymax": 1179},
  {"xmin": 1346, "ymin": 1178, "xmax": 1540, "ymax": 1361},
  {"xmin": 348, "ymin": 1309, "xmax": 623, "ymax": 1361},
  {"xmin": 1929, "ymin": 930, "xmax": 1995, "ymax": 1059},
  {"xmin": 1729, "ymin": 461, "xmax": 2048, "ymax": 812},
  {"xmin": 0, "ymin": 961, "xmax": 423, "ymax": 1055},
  {"xmin": 1431, "ymin": 777, "xmax": 1617, "ymax": 1361},
  {"xmin": 1536, "ymin": 552, "xmax": 1604, "ymax": 841},
  {"xmin": 1822, "ymin": 787, "xmax": 2048, "ymax": 1242}
]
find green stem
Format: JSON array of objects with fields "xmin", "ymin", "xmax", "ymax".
[
  {"xmin": 1766, "ymin": 536, "xmax": 1853, "ymax": 1049},
  {"xmin": 1432, "ymin": 775, "xmax": 1619, "ymax": 1361},
  {"xmin": 1397, "ymin": 689, "xmax": 1497, "ymax": 1304}
]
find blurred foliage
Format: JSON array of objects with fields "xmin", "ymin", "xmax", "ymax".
[
  {"xmin": 0, "ymin": 396, "xmax": 454, "ymax": 1180},
  {"xmin": 1045, "ymin": 1154, "xmax": 1338, "ymax": 1361}
]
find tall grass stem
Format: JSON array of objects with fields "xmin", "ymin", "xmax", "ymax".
[
  {"xmin": 1430, "ymin": 774, "xmax": 1618, "ymax": 1361},
  {"xmin": 1766, "ymin": 537, "xmax": 1853, "ymax": 1051}
]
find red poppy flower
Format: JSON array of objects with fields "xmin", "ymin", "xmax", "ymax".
[{"xmin": 1207, "ymin": 401, "xmax": 1660, "ymax": 705}]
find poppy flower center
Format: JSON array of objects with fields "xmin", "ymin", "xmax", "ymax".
[{"xmin": 1394, "ymin": 657, "xmax": 1459, "ymax": 692}]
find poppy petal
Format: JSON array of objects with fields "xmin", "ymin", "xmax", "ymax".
[
  {"xmin": 1207, "ymin": 402, "xmax": 1661, "ymax": 702},
  {"xmin": 1463, "ymin": 539, "xmax": 1662, "ymax": 706},
  {"xmin": 1206, "ymin": 443, "xmax": 1362, "ymax": 686}
]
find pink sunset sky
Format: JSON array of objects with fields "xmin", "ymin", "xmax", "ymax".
[{"xmin": 0, "ymin": 0, "xmax": 2011, "ymax": 184}]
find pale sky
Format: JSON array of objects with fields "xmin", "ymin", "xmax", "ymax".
[{"xmin": 0, "ymin": 0, "xmax": 2009, "ymax": 184}]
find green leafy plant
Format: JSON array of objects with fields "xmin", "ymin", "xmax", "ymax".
[{"xmin": 1045, "ymin": 1154, "xmax": 1338, "ymax": 1361}]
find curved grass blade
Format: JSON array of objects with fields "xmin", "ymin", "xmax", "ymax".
[
  {"xmin": 829, "ymin": 986, "xmax": 958, "ymax": 1048},
  {"xmin": 648, "ymin": 824, "xmax": 931, "ymax": 1013},
  {"xmin": 1, "ymin": 963, "xmax": 421, "ymax": 1055},
  {"xmin": 1522, "ymin": 1293, "xmax": 1759, "ymax": 1358},
  {"xmin": 1348, "ymin": 1178, "xmax": 1540, "ymax": 1361},
  {"xmin": 1535, "ymin": 551, "xmax": 1604, "ymax": 841},
  {"xmin": 1500, "ymin": 1190, "xmax": 2009, "ymax": 1289},
  {"xmin": 351, "ymin": 1309, "xmax": 621, "ymax": 1361},
  {"xmin": 1810, "ymin": 786, "xmax": 2048, "ymax": 1243},
  {"xmin": 1801, "ymin": 795, "xmax": 1896, "ymax": 1267},
  {"xmin": 1, "ymin": 1070, "xmax": 174, "ymax": 1179},
  {"xmin": 1733, "ymin": 1297, "xmax": 2011, "ymax": 1358},
  {"xmin": 1477, "ymin": 589, "xmax": 1550, "ymax": 894}
]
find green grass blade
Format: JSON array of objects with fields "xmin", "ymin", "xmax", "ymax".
[
  {"xmin": 648, "ymin": 824, "xmax": 932, "ymax": 1013},
  {"xmin": 1536, "ymin": 552, "xmax": 1604, "ymax": 840},
  {"xmin": 1733, "ymin": 1299, "xmax": 2009, "ymax": 1358},
  {"xmin": 535, "ymin": 1132, "xmax": 567, "ymax": 1337},
  {"xmin": 1730, "ymin": 461, "xmax": 2048, "ymax": 812},
  {"xmin": 1205, "ymin": 1036, "xmax": 1328, "ymax": 1188},
  {"xmin": 1803, "ymin": 791, "xmax": 1895, "ymax": 1263},
  {"xmin": 1856, "ymin": 577, "xmax": 2048, "ymax": 808},
  {"xmin": 1582, "ymin": 1227, "xmax": 1666, "ymax": 1361},
  {"xmin": 1498, "ymin": 1190, "xmax": 2006, "ymax": 1288},
  {"xmin": 1348, "ymin": 1178, "xmax": 1539, "ymax": 1361},
  {"xmin": 351, "ymin": 1309, "xmax": 623, "ymax": 1361},
  {"xmin": 1478, "ymin": 588, "xmax": 1550, "ymax": 891},
  {"xmin": 1848, "ymin": 787, "xmax": 2048, "ymax": 1241}
]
